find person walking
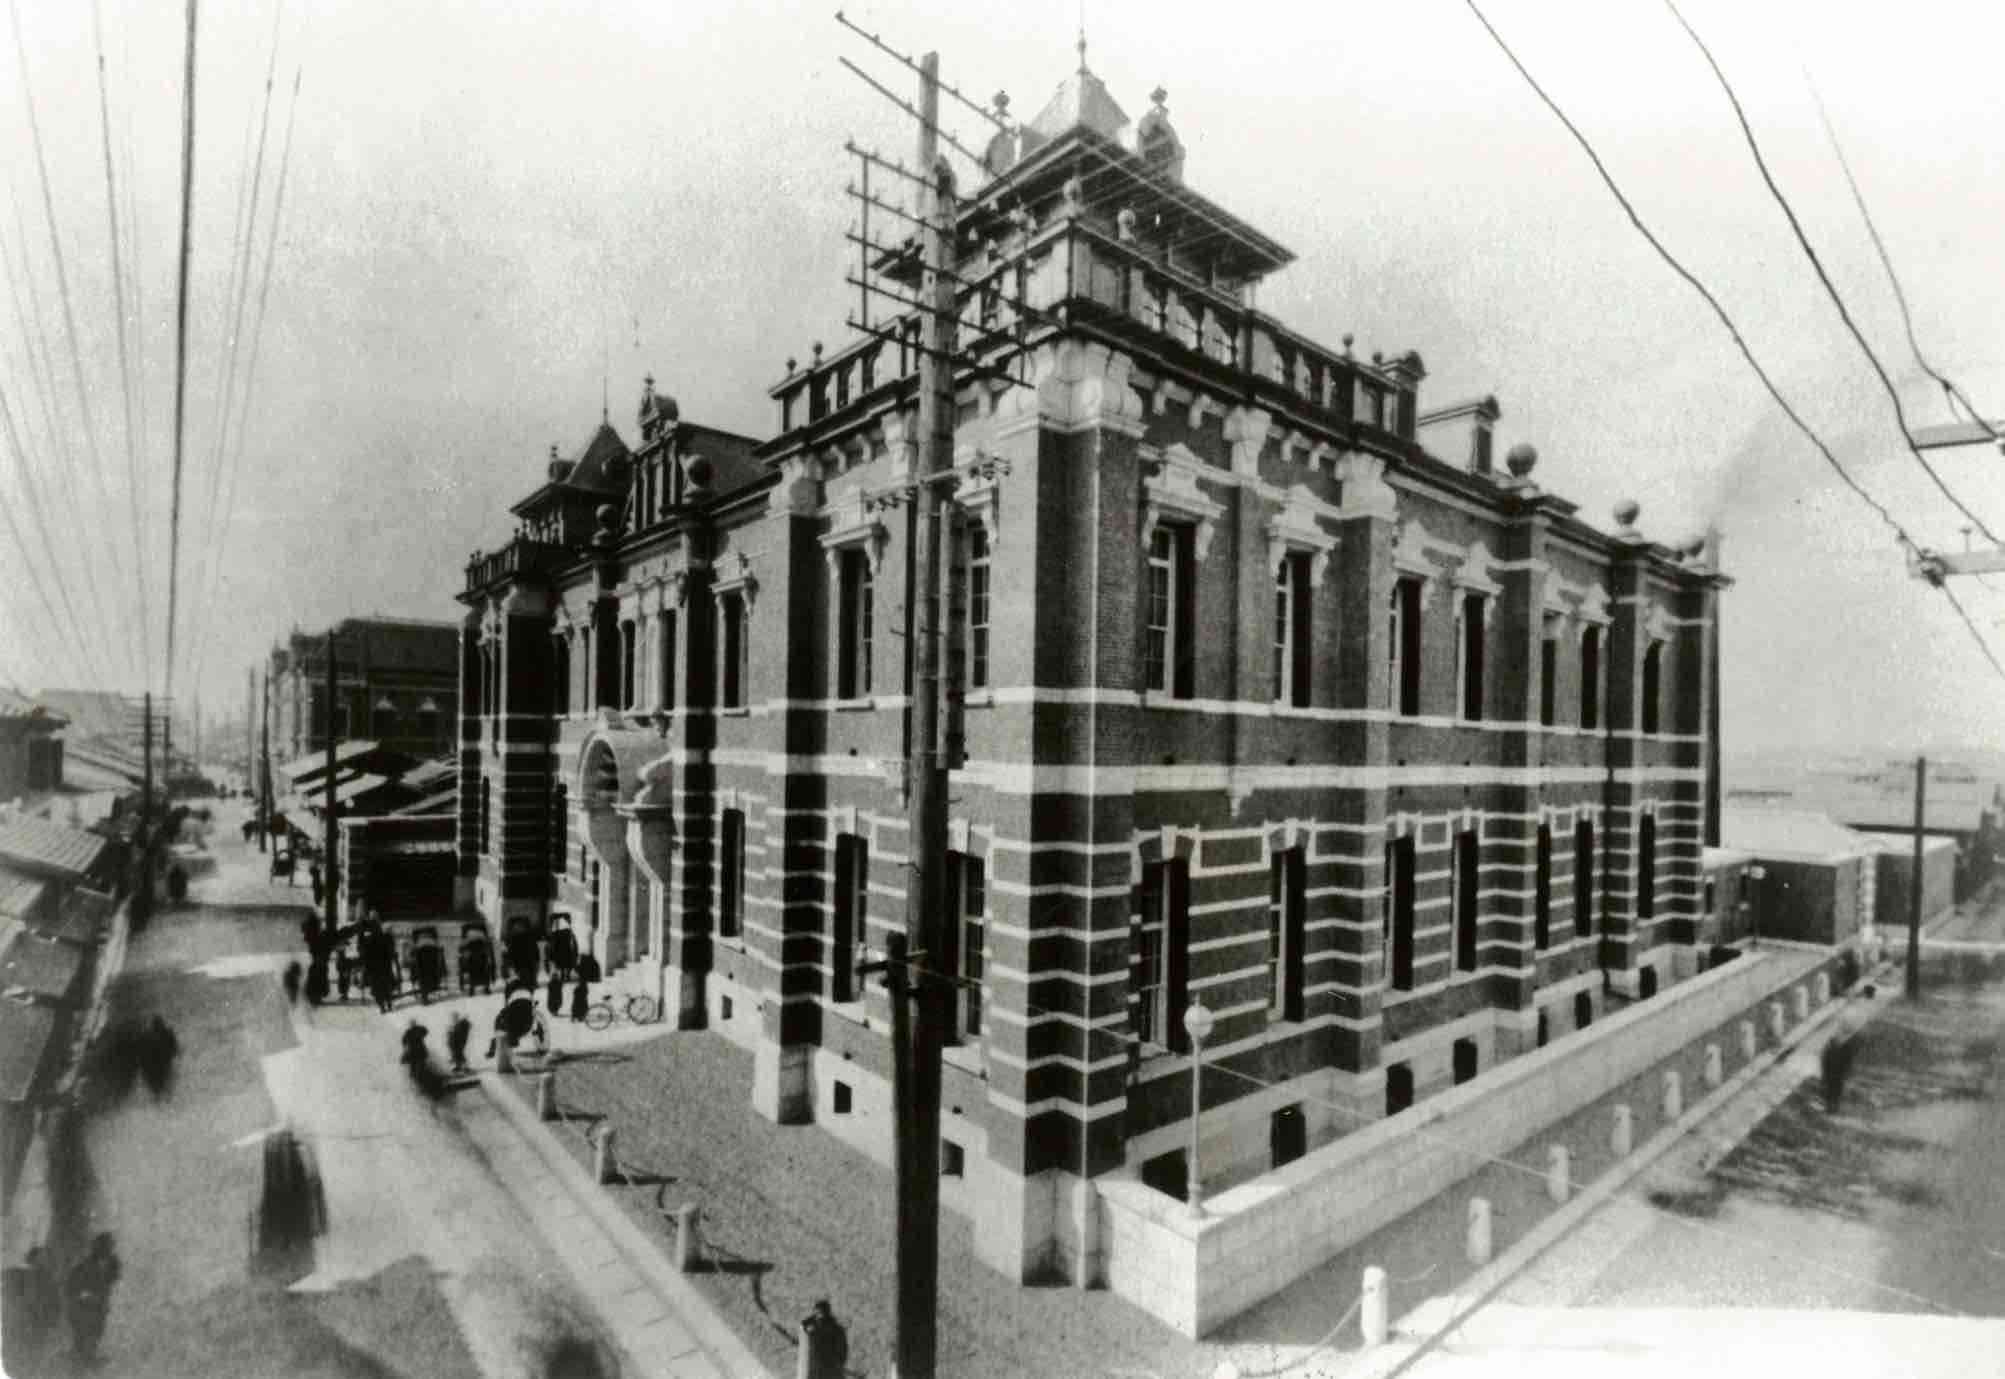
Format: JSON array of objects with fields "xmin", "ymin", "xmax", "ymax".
[
  {"xmin": 139, "ymin": 1017, "xmax": 180, "ymax": 1097},
  {"xmin": 64, "ymin": 1232, "xmax": 120, "ymax": 1367},
  {"xmin": 446, "ymin": 1013, "xmax": 472, "ymax": 1073},
  {"xmin": 570, "ymin": 949, "xmax": 601, "ymax": 1024},
  {"xmin": 308, "ymin": 863, "xmax": 324, "ymax": 909},
  {"xmin": 282, "ymin": 961, "xmax": 303, "ymax": 1007},
  {"xmin": 546, "ymin": 970, "xmax": 564, "ymax": 1018},
  {"xmin": 800, "ymin": 1299, "xmax": 848, "ymax": 1379}
]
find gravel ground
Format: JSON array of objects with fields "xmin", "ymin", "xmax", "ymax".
[{"xmin": 500, "ymin": 963, "xmax": 1828, "ymax": 1379}]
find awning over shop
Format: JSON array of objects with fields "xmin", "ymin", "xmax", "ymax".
[{"xmin": 0, "ymin": 816, "xmax": 109, "ymax": 883}]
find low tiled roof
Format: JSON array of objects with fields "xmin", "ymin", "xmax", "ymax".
[
  {"xmin": 33, "ymin": 887, "xmax": 112, "ymax": 945},
  {"xmin": 401, "ymin": 758, "xmax": 456, "ymax": 790},
  {"xmin": 0, "ymin": 816, "xmax": 109, "ymax": 881},
  {"xmin": 0, "ymin": 998, "xmax": 56, "ymax": 1101},
  {"xmin": 0, "ymin": 865, "xmax": 49, "ymax": 921},
  {"xmin": 278, "ymin": 741, "xmax": 380, "ymax": 784},
  {"xmin": 0, "ymin": 933, "xmax": 82, "ymax": 1000},
  {"xmin": 1722, "ymin": 807, "xmax": 1870, "ymax": 863},
  {"xmin": 391, "ymin": 786, "xmax": 458, "ymax": 817}
]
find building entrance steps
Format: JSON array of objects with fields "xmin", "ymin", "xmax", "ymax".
[{"xmin": 466, "ymin": 1068, "xmax": 777, "ymax": 1379}]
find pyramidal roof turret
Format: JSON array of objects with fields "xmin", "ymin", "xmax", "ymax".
[{"xmin": 1026, "ymin": 32, "xmax": 1129, "ymax": 142}]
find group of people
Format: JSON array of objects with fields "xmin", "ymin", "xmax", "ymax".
[
  {"xmin": 288, "ymin": 912, "xmax": 404, "ymax": 1013},
  {"xmin": 0, "ymin": 1232, "xmax": 121, "ymax": 1369},
  {"xmin": 100, "ymin": 1015, "xmax": 181, "ymax": 1099}
]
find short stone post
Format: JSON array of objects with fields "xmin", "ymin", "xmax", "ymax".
[
  {"xmin": 1704, "ymin": 1043, "xmax": 1723, "ymax": 1088},
  {"xmin": 1662, "ymin": 1070, "xmax": 1683, "ymax": 1121},
  {"xmin": 1466, "ymin": 1197, "xmax": 1493, "ymax": 1266},
  {"xmin": 495, "ymin": 1037, "xmax": 515, "ymax": 1075},
  {"xmin": 1767, "ymin": 1000, "xmax": 1787, "ymax": 1042},
  {"xmin": 1738, "ymin": 1019, "xmax": 1757, "ymax": 1061},
  {"xmin": 1546, "ymin": 1144, "xmax": 1570, "ymax": 1203},
  {"xmin": 1360, "ymin": 1266, "xmax": 1388, "ymax": 1348},
  {"xmin": 1611, "ymin": 1103, "xmax": 1634, "ymax": 1158},
  {"xmin": 536, "ymin": 1070, "xmax": 557, "ymax": 1120},
  {"xmin": 592, "ymin": 1124, "xmax": 617, "ymax": 1185},
  {"xmin": 795, "ymin": 1324, "xmax": 813, "ymax": 1379},
  {"xmin": 1814, "ymin": 972, "xmax": 1831, "ymax": 1005},
  {"xmin": 673, "ymin": 1203, "xmax": 701, "ymax": 1272}
]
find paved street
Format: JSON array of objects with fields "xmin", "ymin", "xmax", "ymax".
[
  {"xmin": 1385, "ymin": 892, "xmax": 2005, "ymax": 1377},
  {"xmin": 9, "ymin": 803, "xmax": 753, "ymax": 1379}
]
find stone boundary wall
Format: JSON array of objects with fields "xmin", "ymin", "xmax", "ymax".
[{"xmin": 1095, "ymin": 944, "xmax": 1841, "ymax": 1335}]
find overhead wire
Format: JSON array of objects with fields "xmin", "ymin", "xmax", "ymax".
[
  {"xmin": 1804, "ymin": 72, "xmax": 2002, "ymax": 451},
  {"xmin": 90, "ymin": 0, "xmax": 151, "ymax": 694},
  {"xmin": 1459, "ymin": 0, "xmax": 2005, "ymax": 690},
  {"xmin": 195, "ymin": 66, "xmax": 303, "ymax": 704},
  {"xmin": 1661, "ymin": 0, "xmax": 2003, "ymax": 545},
  {"xmin": 7, "ymin": 0, "xmax": 137, "ymax": 688},
  {"xmin": 0, "ymin": 378, "xmax": 99, "ymax": 689}
]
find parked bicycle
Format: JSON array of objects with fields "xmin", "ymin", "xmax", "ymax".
[{"xmin": 583, "ymin": 991, "xmax": 659, "ymax": 1032}]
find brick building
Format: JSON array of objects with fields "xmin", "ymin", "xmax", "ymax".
[
  {"xmin": 268, "ymin": 617, "xmax": 459, "ymax": 762},
  {"xmin": 0, "ymin": 691, "xmax": 64, "ymax": 803},
  {"xmin": 458, "ymin": 61, "xmax": 1727, "ymax": 1301}
]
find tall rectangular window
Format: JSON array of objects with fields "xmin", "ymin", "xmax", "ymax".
[
  {"xmin": 1638, "ymin": 813, "xmax": 1657, "ymax": 921},
  {"xmin": 1390, "ymin": 580, "xmax": 1422, "ymax": 716},
  {"xmin": 550, "ymin": 784, "xmax": 567, "ymax": 874},
  {"xmin": 621, "ymin": 621, "xmax": 637, "ymax": 710},
  {"xmin": 945, "ymin": 852, "xmax": 986, "ymax": 1038},
  {"xmin": 1274, "ymin": 553, "xmax": 1311, "ymax": 707},
  {"xmin": 552, "ymin": 637, "xmax": 570, "ymax": 717},
  {"xmin": 967, "ymin": 525, "xmax": 991, "ymax": 690},
  {"xmin": 1268, "ymin": 847, "xmax": 1306, "ymax": 1021},
  {"xmin": 1540, "ymin": 633, "xmax": 1557, "ymax": 727},
  {"xmin": 1580, "ymin": 626, "xmax": 1601, "ymax": 731},
  {"xmin": 1460, "ymin": 593, "xmax": 1486, "ymax": 722},
  {"xmin": 1455, "ymin": 829, "xmax": 1479, "ymax": 972},
  {"xmin": 718, "ymin": 808, "xmax": 744, "ymax": 939},
  {"xmin": 1132, "ymin": 860, "xmax": 1190, "ymax": 1052},
  {"xmin": 1641, "ymin": 641, "xmax": 1663, "ymax": 735},
  {"xmin": 838, "ymin": 549, "xmax": 874, "ymax": 699},
  {"xmin": 1535, "ymin": 823, "xmax": 1552, "ymax": 949},
  {"xmin": 656, "ymin": 611, "xmax": 676, "ymax": 712},
  {"xmin": 720, "ymin": 594, "xmax": 746, "ymax": 709},
  {"xmin": 1574, "ymin": 819, "xmax": 1595, "ymax": 937},
  {"xmin": 832, "ymin": 834, "xmax": 866, "ymax": 1002},
  {"xmin": 479, "ymin": 777, "xmax": 491, "ymax": 853},
  {"xmin": 1143, "ymin": 525, "xmax": 1195, "ymax": 697},
  {"xmin": 1388, "ymin": 835, "xmax": 1416, "ymax": 991}
]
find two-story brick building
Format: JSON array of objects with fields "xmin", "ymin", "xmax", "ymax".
[
  {"xmin": 269, "ymin": 617, "xmax": 459, "ymax": 762},
  {"xmin": 457, "ymin": 58, "xmax": 1727, "ymax": 1303}
]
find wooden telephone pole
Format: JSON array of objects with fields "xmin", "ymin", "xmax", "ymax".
[
  {"xmin": 1907, "ymin": 756, "xmax": 1926, "ymax": 1000},
  {"xmin": 323, "ymin": 631, "xmax": 339, "ymax": 939}
]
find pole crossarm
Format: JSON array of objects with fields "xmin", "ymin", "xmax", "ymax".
[
  {"xmin": 845, "ymin": 230, "xmax": 1059, "ymax": 330},
  {"xmin": 1911, "ymin": 420, "xmax": 2005, "ymax": 453},
  {"xmin": 838, "ymin": 57, "xmax": 989, "ymax": 169},
  {"xmin": 846, "ymin": 189, "xmax": 927, "ymax": 232},
  {"xmin": 841, "ymin": 314, "xmax": 1030, "ymax": 392},
  {"xmin": 836, "ymin": 11, "xmax": 1009, "ymax": 132},
  {"xmin": 1908, "ymin": 546, "xmax": 2005, "ymax": 583},
  {"xmin": 843, "ymin": 140, "xmax": 932, "ymax": 191}
]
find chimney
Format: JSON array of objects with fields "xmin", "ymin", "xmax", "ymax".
[{"xmin": 1415, "ymin": 395, "xmax": 1501, "ymax": 476}]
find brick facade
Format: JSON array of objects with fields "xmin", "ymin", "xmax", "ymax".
[{"xmin": 457, "ymin": 65, "xmax": 1729, "ymax": 1287}]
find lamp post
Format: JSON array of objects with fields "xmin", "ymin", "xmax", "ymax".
[
  {"xmin": 1747, "ymin": 866, "xmax": 1767, "ymax": 949},
  {"xmin": 1183, "ymin": 1000, "xmax": 1215, "ymax": 1218}
]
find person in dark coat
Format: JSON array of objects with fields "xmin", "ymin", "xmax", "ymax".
[
  {"xmin": 800, "ymin": 1299, "xmax": 848, "ymax": 1379},
  {"xmin": 308, "ymin": 863, "xmax": 324, "ymax": 908},
  {"xmin": 64, "ymin": 1233, "xmax": 120, "ymax": 1366},
  {"xmin": 547, "ymin": 971, "xmax": 564, "ymax": 1017},
  {"xmin": 282, "ymin": 961, "xmax": 302, "ymax": 1007},
  {"xmin": 139, "ymin": 1017, "xmax": 179, "ymax": 1097},
  {"xmin": 446, "ymin": 1013, "xmax": 472, "ymax": 1073},
  {"xmin": 570, "ymin": 950, "xmax": 601, "ymax": 1023}
]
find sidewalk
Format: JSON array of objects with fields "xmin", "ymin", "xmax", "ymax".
[{"xmin": 464, "ymin": 1066, "xmax": 776, "ymax": 1379}]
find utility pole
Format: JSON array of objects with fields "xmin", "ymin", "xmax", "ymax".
[
  {"xmin": 324, "ymin": 631, "xmax": 339, "ymax": 939},
  {"xmin": 892, "ymin": 53, "xmax": 954, "ymax": 1379},
  {"xmin": 1907, "ymin": 755, "xmax": 1926, "ymax": 1000},
  {"xmin": 135, "ymin": 690, "xmax": 153, "ymax": 927},
  {"xmin": 258, "ymin": 667, "xmax": 270, "ymax": 853}
]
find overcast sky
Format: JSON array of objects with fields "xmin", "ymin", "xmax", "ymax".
[{"xmin": 3, "ymin": 0, "xmax": 2004, "ymax": 756}]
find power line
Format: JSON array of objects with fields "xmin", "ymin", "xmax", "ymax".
[
  {"xmin": 0, "ymin": 382, "xmax": 97, "ymax": 689},
  {"xmin": 8, "ymin": 0, "xmax": 137, "ymax": 688},
  {"xmin": 91, "ymin": 0, "xmax": 151, "ymax": 694},
  {"xmin": 1661, "ymin": 0, "xmax": 2002, "ymax": 546},
  {"xmin": 1459, "ymin": 0, "xmax": 2005, "ymax": 694},
  {"xmin": 1804, "ymin": 71, "xmax": 2002, "ymax": 450},
  {"xmin": 165, "ymin": 0, "xmax": 200, "ymax": 752}
]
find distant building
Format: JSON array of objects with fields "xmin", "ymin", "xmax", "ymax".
[
  {"xmin": 267, "ymin": 618, "xmax": 458, "ymax": 762},
  {"xmin": 1721, "ymin": 808, "xmax": 1875, "ymax": 947},
  {"xmin": 0, "ymin": 691, "xmax": 64, "ymax": 802},
  {"xmin": 454, "ymin": 53, "xmax": 1732, "ymax": 1323}
]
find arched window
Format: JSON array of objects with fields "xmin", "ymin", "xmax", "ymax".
[
  {"xmin": 1640, "ymin": 641, "xmax": 1663, "ymax": 735},
  {"xmin": 372, "ymin": 697, "xmax": 397, "ymax": 742}
]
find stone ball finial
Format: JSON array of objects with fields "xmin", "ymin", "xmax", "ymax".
[
  {"xmin": 592, "ymin": 503, "xmax": 618, "ymax": 548},
  {"xmin": 1341, "ymin": 334, "xmax": 1355, "ymax": 357},
  {"xmin": 683, "ymin": 454, "xmax": 715, "ymax": 494},
  {"xmin": 1151, "ymin": 86, "xmax": 1168, "ymax": 108},
  {"xmin": 993, "ymin": 90, "xmax": 1010, "ymax": 117},
  {"xmin": 786, "ymin": 356, "xmax": 797, "ymax": 375},
  {"xmin": 1116, "ymin": 207, "xmax": 1138, "ymax": 243},
  {"xmin": 1614, "ymin": 498, "xmax": 1641, "ymax": 529},
  {"xmin": 1505, "ymin": 442, "xmax": 1538, "ymax": 478},
  {"xmin": 811, "ymin": 341, "xmax": 824, "ymax": 366}
]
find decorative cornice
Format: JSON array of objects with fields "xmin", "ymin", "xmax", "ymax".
[
  {"xmin": 1223, "ymin": 405, "xmax": 1271, "ymax": 478},
  {"xmin": 712, "ymin": 550, "xmax": 759, "ymax": 612},
  {"xmin": 1335, "ymin": 451, "xmax": 1398, "ymax": 521},
  {"xmin": 819, "ymin": 487, "xmax": 890, "ymax": 575},
  {"xmin": 1454, "ymin": 540, "xmax": 1502, "ymax": 597},
  {"xmin": 1266, "ymin": 485, "xmax": 1337, "ymax": 583},
  {"xmin": 994, "ymin": 339, "xmax": 1146, "ymax": 438},
  {"xmin": 1141, "ymin": 443, "xmax": 1227, "ymax": 561}
]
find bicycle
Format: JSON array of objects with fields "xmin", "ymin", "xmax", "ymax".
[{"xmin": 583, "ymin": 991, "xmax": 659, "ymax": 1032}]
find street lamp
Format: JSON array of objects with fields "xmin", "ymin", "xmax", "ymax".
[{"xmin": 1184, "ymin": 1000, "xmax": 1215, "ymax": 1219}]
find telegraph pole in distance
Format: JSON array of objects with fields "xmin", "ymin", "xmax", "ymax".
[
  {"xmin": 258, "ymin": 667, "xmax": 270, "ymax": 853},
  {"xmin": 1907, "ymin": 755, "xmax": 1926, "ymax": 1000},
  {"xmin": 324, "ymin": 631, "xmax": 339, "ymax": 939},
  {"xmin": 135, "ymin": 690, "xmax": 154, "ymax": 927}
]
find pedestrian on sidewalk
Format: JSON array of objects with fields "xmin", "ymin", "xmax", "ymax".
[
  {"xmin": 570, "ymin": 949, "xmax": 600, "ymax": 1024},
  {"xmin": 546, "ymin": 970, "xmax": 564, "ymax": 1018},
  {"xmin": 139, "ymin": 1016, "xmax": 180, "ymax": 1098},
  {"xmin": 63, "ymin": 1232, "xmax": 120, "ymax": 1367},
  {"xmin": 447, "ymin": 1013, "xmax": 472, "ymax": 1073},
  {"xmin": 800, "ymin": 1299, "xmax": 848, "ymax": 1379},
  {"xmin": 309, "ymin": 863, "xmax": 323, "ymax": 909},
  {"xmin": 282, "ymin": 960, "xmax": 303, "ymax": 1007}
]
